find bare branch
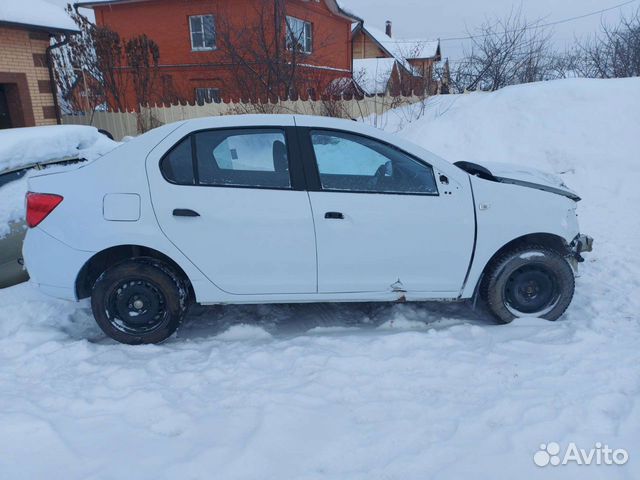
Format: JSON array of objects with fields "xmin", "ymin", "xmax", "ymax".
[{"xmin": 450, "ymin": 8, "xmax": 556, "ymax": 92}]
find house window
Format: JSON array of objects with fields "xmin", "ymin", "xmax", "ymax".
[
  {"xmin": 190, "ymin": 15, "xmax": 216, "ymax": 51},
  {"xmin": 286, "ymin": 16, "xmax": 312, "ymax": 54},
  {"xmin": 195, "ymin": 87, "xmax": 221, "ymax": 105}
]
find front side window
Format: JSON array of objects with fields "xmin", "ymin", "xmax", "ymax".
[
  {"xmin": 286, "ymin": 16, "xmax": 312, "ymax": 54},
  {"xmin": 310, "ymin": 131, "xmax": 438, "ymax": 194},
  {"xmin": 189, "ymin": 15, "xmax": 216, "ymax": 51},
  {"xmin": 195, "ymin": 129, "xmax": 291, "ymax": 188},
  {"xmin": 195, "ymin": 87, "xmax": 221, "ymax": 105}
]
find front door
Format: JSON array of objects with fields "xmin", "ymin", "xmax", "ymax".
[
  {"xmin": 303, "ymin": 129, "xmax": 475, "ymax": 295},
  {"xmin": 0, "ymin": 86, "xmax": 12, "ymax": 129},
  {"xmin": 148, "ymin": 127, "xmax": 317, "ymax": 295}
]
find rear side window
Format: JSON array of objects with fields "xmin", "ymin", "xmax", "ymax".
[
  {"xmin": 195, "ymin": 129, "xmax": 290, "ymax": 188},
  {"xmin": 160, "ymin": 129, "xmax": 290, "ymax": 189},
  {"xmin": 160, "ymin": 137, "xmax": 195, "ymax": 185}
]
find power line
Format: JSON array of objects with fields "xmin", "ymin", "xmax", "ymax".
[{"xmin": 391, "ymin": 0, "xmax": 639, "ymax": 43}]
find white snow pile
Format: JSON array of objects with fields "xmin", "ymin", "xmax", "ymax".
[
  {"xmin": 0, "ymin": 78, "xmax": 639, "ymax": 479},
  {"xmin": 0, "ymin": 125, "xmax": 119, "ymax": 237},
  {"xmin": 0, "ymin": 125, "xmax": 117, "ymax": 172}
]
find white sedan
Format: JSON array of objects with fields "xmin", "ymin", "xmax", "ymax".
[{"xmin": 23, "ymin": 115, "xmax": 592, "ymax": 344}]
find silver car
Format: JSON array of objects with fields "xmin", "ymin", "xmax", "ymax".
[{"xmin": 0, "ymin": 157, "xmax": 84, "ymax": 288}]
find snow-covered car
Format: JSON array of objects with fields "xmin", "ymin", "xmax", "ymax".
[
  {"xmin": 23, "ymin": 115, "xmax": 593, "ymax": 344},
  {"xmin": 0, "ymin": 159, "xmax": 83, "ymax": 288},
  {"xmin": 0, "ymin": 167, "xmax": 30, "ymax": 288},
  {"xmin": 0, "ymin": 125, "xmax": 118, "ymax": 289}
]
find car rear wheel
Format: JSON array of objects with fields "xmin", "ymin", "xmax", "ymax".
[
  {"xmin": 481, "ymin": 245, "xmax": 575, "ymax": 324},
  {"xmin": 91, "ymin": 259, "xmax": 189, "ymax": 344}
]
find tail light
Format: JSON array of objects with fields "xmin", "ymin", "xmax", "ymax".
[{"xmin": 26, "ymin": 192, "xmax": 63, "ymax": 228}]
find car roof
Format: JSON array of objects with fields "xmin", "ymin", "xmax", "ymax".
[{"xmin": 176, "ymin": 114, "xmax": 393, "ymax": 140}]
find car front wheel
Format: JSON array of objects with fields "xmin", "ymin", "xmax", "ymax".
[
  {"xmin": 481, "ymin": 245, "xmax": 575, "ymax": 324},
  {"xmin": 91, "ymin": 259, "xmax": 189, "ymax": 344}
]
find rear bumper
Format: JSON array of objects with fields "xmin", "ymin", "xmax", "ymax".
[
  {"xmin": 23, "ymin": 227, "xmax": 93, "ymax": 301},
  {"xmin": 570, "ymin": 234, "xmax": 594, "ymax": 262}
]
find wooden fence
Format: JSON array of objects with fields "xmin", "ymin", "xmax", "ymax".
[{"xmin": 61, "ymin": 94, "xmax": 425, "ymax": 140}]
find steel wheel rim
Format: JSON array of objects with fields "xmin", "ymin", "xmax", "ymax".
[
  {"xmin": 504, "ymin": 264, "xmax": 561, "ymax": 316},
  {"xmin": 106, "ymin": 279, "xmax": 167, "ymax": 334}
]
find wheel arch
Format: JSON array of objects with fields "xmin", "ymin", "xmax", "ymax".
[
  {"xmin": 75, "ymin": 244, "xmax": 195, "ymax": 300},
  {"xmin": 471, "ymin": 232, "xmax": 571, "ymax": 296}
]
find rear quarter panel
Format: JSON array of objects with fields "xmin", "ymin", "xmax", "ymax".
[{"xmin": 24, "ymin": 122, "xmax": 215, "ymax": 300}]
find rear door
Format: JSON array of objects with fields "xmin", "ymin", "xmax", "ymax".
[
  {"xmin": 299, "ymin": 127, "xmax": 475, "ymax": 295},
  {"xmin": 147, "ymin": 123, "xmax": 317, "ymax": 295}
]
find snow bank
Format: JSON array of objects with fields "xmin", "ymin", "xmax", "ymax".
[
  {"xmin": 0, "ymin": 125, "xmax": 117, "ymax": 172},
  {"xmin": 0, "ymin": 125, "xmax": 119, "ymax": 237},
  {"xmin": 0, "ymin": 78, "xmax": 639, "ymax": 478},
  {"xmin": 383, "ymin": 78, "xmax": 640, "ymax": 180}
]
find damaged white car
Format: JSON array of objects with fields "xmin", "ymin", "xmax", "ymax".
[{"xmin": 23, "ymin": 115, "xmax": 592, "ymax": 344}]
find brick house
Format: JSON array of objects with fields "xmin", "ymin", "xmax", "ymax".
[
  {"xmin": 0, "ymin": 1, "xmax": 79, "ymax": 129},
  {"xmin": 76, "ymin": 0, "xmax": 360, "ymax": 109},
  {"xmin": 351, "ymin": 21, "xmax": 445, "ymax": 96}
]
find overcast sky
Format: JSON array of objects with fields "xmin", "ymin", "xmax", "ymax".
[
  {"xmin": 340, "ymin": 0, "xmax": 639, "ymax": 59},
  {"xmin": 49, "ymin": 0, "xmax": 639, "ymax": 60}
]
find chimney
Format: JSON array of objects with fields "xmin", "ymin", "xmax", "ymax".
[{"xmin": 385, "ymin": 20, "xmax": 392, "ymax": 38}]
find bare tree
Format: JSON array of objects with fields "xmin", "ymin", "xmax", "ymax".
[
  {"xmin": 215, "ymin": 0, "xmax": 342, "ymax": 110},
  {"xmin": 54, "ymin": 3, "xmax": 164, "ymax": 116},
  {"xmin": 53, "ymin": 36, "xmax": 105, "ymax": 114},
  {"xmin": 433, "ymin": 59, "xmax": 451, "ymax": 94},
  {"xmin": 52, "ymin": 5, "xmax": 130, "ymax": 113},
  {"xmin": 123, "ymin": 34, "xmax": 161, "ymax": 132},
  {"xmin": 125, "ymin": 34, "xmax": 160, "ymax": 107},
  {"xmin": 572, "ymin": 9, "xmax": 640, "ymax": 79},
  {"xmin": 451, "ymin": 9, "xmax": 555, "ymax": 92}
]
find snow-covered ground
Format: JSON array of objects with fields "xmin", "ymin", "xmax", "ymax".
[{"xmin": 1, "ymin": 78, "xmax": 639, "ymax": 479}]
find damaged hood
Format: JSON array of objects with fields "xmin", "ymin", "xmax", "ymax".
[{"xmin": 455, "ymin": 160, "xmax": 581, "ymax": 201}]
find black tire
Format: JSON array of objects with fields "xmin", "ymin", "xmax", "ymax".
[
  {"xmin": 481, "ymin": 245, "xmax": 575, "ymax": 324},
  {"xmin": 91, "ymin": 258, "xmax": 188, "ymax": 344}
]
